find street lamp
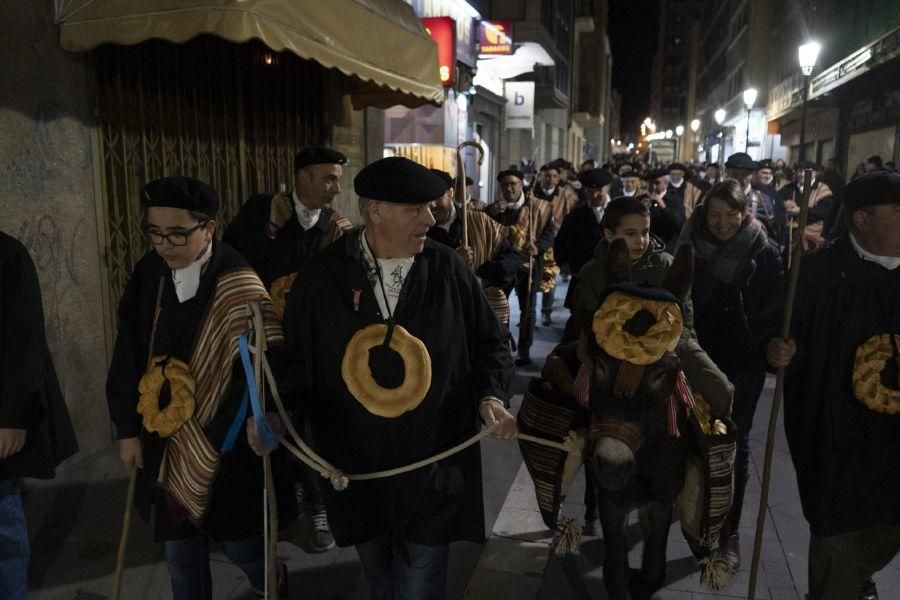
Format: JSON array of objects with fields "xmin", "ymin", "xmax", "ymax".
[
  {"xmin": 798, "ymin": 41, "xmax": 821, "ymax": 161},
  {"xmin": 690, "ymin": 119, "xmax": 700, "ymax": 132},
  {"xmin": 743, "ymin": 87, "xmax": 758, "ymax": 152},
  {"xmin": 675, "ymin": 125, "xmax": 684, "ymax": 136},
  {"xmin": 714, "ymin": 109, "xmax": 726, "ymax": 125}
]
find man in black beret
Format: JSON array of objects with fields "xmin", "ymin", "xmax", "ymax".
[
  {"xmin": 783, "ymin": 160, "xmax": 834, "ymax": 250},
  {"xmin": 644, "ymin": 167, "xmax": 686, "ymax": 251},
  {"xmin": 452, "ymin": 175, "xmax": 486, "ymax": 210},
  {"xmin": 108, "ymin": 176, "xmax": 297, "ymax": 598},
  {"xmin": 487, "ymin": 169, "xmax": 557, "ymax": 365},
  {"xmin": 223, "ymin": 146, "xmax": 351, "ymax": 553},
  {"xmin": 706, "ymin": 162, "xmax": 722, "ymax": 187},
  {"xmin": 277, "ymin": 156, "xmax": 516, "ymax": 599},
  {"xmin": 533, "ymin": 162, "xmax": 578, "ymax": 326},
  {"xmin": 668, "ymin": 162, "xmax": 705, "ymax": 218},
  {"xmin": 765, "ymin": 171, "xmax": 900, "ymax": 600}
]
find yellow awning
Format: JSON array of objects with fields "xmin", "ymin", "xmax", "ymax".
[{"xmin": 57, "ymin": 0, "xmax": 443, "ymax": 109}]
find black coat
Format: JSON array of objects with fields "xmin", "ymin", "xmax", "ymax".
[
  {"xmin": 779, "ymin": 235, "xmax": 900, "ymax": 535},
  {"xmin": 554, "ymin": 204, "xmax": 605, "ymax": 307},
  {"xmin": 282, "ymin": 229, "xmax": 514, "ymax": 547},
  {"xmin": 0, "ymin": 232, "xmax": 77, "ymax": 479},
  {"xmin": 106, "ymin": 242, "xmax": 297, "ymax": 541}
]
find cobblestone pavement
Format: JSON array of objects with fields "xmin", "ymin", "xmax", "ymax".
[{"xmin": 25, "ymin": 281, "xmax": 900, "ymax": 599}]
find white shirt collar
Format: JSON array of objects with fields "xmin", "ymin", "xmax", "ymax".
[
  {"xmin": 172, "ymin": 241, "xmax": 213, "ymax": 303},
  {"xmin": 541, "ymin": 186, "xmax": 557, "ymax": 197},
  {"xmin": 511, "ymin": 191, "xmax": 525, "ymax": 210},
  {"xmin": 670, "ymin": 178, "xmax": 684, "ymax": 189},
  {"xmin": 293, "ymin": 190, "xmax": 321, "ymax": 231},
  {"xmin": 743, "ymin": 183, "xmax": 752, "ymax": 197},
  {"xmin": 623, "ymin": 189, "xmax": 635, "ymax": 197},
  {"xmin": 850, "ymin": 232, "xmax": 900, "ymax": 270},
  {"xmin": 591, "ymin": 196, "xmax": 609, "ymax": 224},
  {"xmin": 438, "ymin": 202, "xmax": 456, "ymax": 232}
]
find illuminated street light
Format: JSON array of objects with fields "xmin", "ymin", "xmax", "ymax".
[
  {"xmin": 675, "ymin": 125, "xmax": 684, "ymax": 136},
  {"xmin": 665, "ymin": 129, "xmax": 673, "ymax": 139},
  {"xmin": 743, "ymin": 87, "xmax": 757, "ymax": 150},
  {"xmin": 690, "ymin": 119, "xmax": 701, "ymax": 132},
  {"xmin": 798, "ymin": 41, "xmax": 822, "ymax": 160},
  {"xmin": 714, "ymin": 109, "xmax": 726, "ymax": 125}
]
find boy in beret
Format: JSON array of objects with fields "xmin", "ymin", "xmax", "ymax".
[
  {"xmin": 272, "ymin": 157, "xmax": 516, "ymax": 599},
  {"xmin": 106, "ymin": 176, "xmax": 297, "ymax": 599},
  {"xmin": 767, "ymin": 171, "xmax": 900, "ymax": 600}
]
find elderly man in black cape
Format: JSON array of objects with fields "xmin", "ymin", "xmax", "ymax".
[
  {"xmin": 0, "ymin": 231, "xmax": 78, "ymax": 598},
  {"xmin": 767, "ymin": 171, "xmax": 900, "ymax": 600},
  {"xmin": 275, "ymin": 157, "xmax": 516, "ymax": 599}
]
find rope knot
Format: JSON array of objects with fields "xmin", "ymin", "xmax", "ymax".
[{"xmin": 329, "ymin": 470, "xmax": 349, "ymax": 491}]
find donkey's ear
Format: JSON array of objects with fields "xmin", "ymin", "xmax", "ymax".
[
  {"xmin": 664, "ymin": 243, "xmax": 694, "ymax": 300},
  {"xmin": 607, "ymin": 238, "xmax": 633, "ymax": 284}
]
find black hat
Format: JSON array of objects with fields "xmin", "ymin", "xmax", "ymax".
[
  {"xmin": 354, "ymin": 157, "xmax": 447, "ymax": 204},
  {"xmin": 757, "ymin": 159, "xmax": 774, "ymax": 171},
  {"xmin": 497, "ymin": 169, "xmax": 524, "ymax": 182},
  {"xmin": 708, "ymin": 162, "xmax": 721, "ymax": 169},
  {"xmin": 141, "ymin": 176, "xmax": 219, "ymax": 218},
  {"xmin": 578, "ymin": 168, "xmax": 613, "ymax": 189},
  {"xmin": 843, "ymin": 171, "xmax": 900, "ymax": 211},
  {"xmin": 294, "ymin": 147, "xmax": 348, "ymax": 171},
  {"xmin": 429, "ymin": 169, "xmax": 454, "ymax": 191},
  {"xmin": 646, "ymin": 167, "xmax": 670, "ymax": 180},
  {"xmin": 520, "ymin": 161, "xmax": 537, "ymax": 174},
  {"xmin": 669, "ymin": 162, "xmax": 687, "ymax": 172},
  {"xmin": 725, "ymin": 152, "xmax": 757, "ymax": 170},
  {"xmin": 796, "ymin": 160, "xmax": 820, "ymax": 171},
  {"xmin": 621, "ymin": 169, "xmax": 641, "ymax": 179},
  {"xmin": 454, "ymin": 176, "xmax": 474, "ymax": 187}
]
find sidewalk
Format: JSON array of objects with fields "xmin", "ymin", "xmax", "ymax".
[{"xmin": 25, "ymin": 281, "xmax": 900, "ymax": 599}]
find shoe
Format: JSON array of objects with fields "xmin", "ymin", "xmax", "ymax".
[
  {"xmin": 542, "ymin": 313, "xmax": 552, "ymax": 326},
  {"xmin": 718, "ymin": 531, "xmax": 741, "ymax": 572},
  {"xmin": 515, "ymin": 355, "xmax": 532, "ymax": 367},
  {"xmin": 282, "ymin": 507, "xmax": 335, "ymax": 554},
  {"xmin": 860, "ymin": 578, "xmax": 878, "ymax": 600},
  {"xmin": 255, "ymin": 561, "xmax": 289, "ymax": 599}
]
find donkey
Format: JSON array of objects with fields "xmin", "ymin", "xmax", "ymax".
[{"xmin": 577, "ymin": 238, "xmax": 695, "ymax": 600}]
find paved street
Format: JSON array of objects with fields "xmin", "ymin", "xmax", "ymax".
[{"xmin": 24, "ymin": 282, "xmax": 900, "ymax": 599}]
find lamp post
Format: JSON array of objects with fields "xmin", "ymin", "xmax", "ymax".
[
  {"xmin": 743, "ymin": 87, "xmax": 758, "ymax": 153},
  {"xmin": 798, "ymin": 41, "xmax": 821, "ymax": 161}
]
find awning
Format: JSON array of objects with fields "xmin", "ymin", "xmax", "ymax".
[{"xmin": 56, "ymin": 0, "xmax": 443, "ymax": 109}]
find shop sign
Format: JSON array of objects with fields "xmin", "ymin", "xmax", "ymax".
[
  {"xmin": 478, "ymin": 21, "xmax": 512, "ymax": 55},
  {"xmin": 407, "ymin": 0, "xmax": 477, "ymax": 67},
  {"xmin": 504, "ymin": 81, "xmax": 534, "ymax": 130},
  {"xmin": 422, "ymin": 17, "xmax": 457, "ymax": 87}
]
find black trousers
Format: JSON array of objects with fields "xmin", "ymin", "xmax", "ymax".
[{"xmin": 514, "ymin": 262, "xmax": 540, "ymax": 358}]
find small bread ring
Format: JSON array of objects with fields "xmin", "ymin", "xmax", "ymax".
[
  {"xmin": 341, "ymin": 324, "xmax": 432, "ymax": 418},
  {"xmin": 137, "ymin": 356, "xmax": 197, "ymax": 437},
  {"xmin": 269, "ymin": 273, "xmax": 298, "ymax": 320},
  {"xmin": 853, "ymin": 334, "xmax": 900, "ymax": 415},
  {"xmin": 592, "ymin": 291, "xmax": 683, "ymax": 365}
]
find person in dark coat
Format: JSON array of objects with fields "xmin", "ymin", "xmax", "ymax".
[
  {"xmin": 554, "ymin": 168, "xmax": 612, "ymax": 310},
  {"xmin": 726, "ymin": 152, "xmax": 788, "ymax": 255},
  {"xmin": 646, "ymin": 167, "xmax": 686, "ymax": 252},
  {"xmin": 767, "ymin": 172, "xmax": 900, "ymax": 600},
  {"xmin": 106, "ymin": 177, "xmax": 297, "ymax": 600},
  {"xmin": 274, "ymin": 157, "xmax": 516, "ymax": 600},
  {"xmin": 677, "ymin": 179, "xmax": 785, "ymax": 571},
  {"xmin": 0, "ymin": 231, "xmax": 78, "ymax": 598}
]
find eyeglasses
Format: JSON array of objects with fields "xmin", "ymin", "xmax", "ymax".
[{"xmin": 143, "ymin": 221, "xmax": 207, "ymax": 247}]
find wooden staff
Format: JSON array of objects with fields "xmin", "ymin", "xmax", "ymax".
[
  {"xmin": 455, "ymin": 140, "xmax": 485, "ymax": 249},
  {"xmin": 746, "ymin": 169, "xmax": 813, "ymax": 599}
]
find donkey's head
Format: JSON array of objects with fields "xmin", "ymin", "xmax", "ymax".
[{"xmin": 579, "ymin": 239, "xmax": 694, "ymax": 491}]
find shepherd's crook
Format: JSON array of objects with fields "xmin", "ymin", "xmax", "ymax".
[
  {"xmin": 746, "ymin": 169, "xmax": 813, "ymax": 599},
  {"xmin": 455, "ymin": 140, "xmax": 485, "ymax": 249}
]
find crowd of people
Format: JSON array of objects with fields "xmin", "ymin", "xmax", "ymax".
[{"xmin": 0, "ymin": 145, "xmax": 896, "ymax": 600}]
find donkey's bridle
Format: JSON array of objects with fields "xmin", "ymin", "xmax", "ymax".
[{"xmin": 589, "ymin": 418, "xmax": 643, "ymax": 453}]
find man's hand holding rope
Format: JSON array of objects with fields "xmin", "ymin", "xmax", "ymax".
[{"xmin": 479, "ymin": 398, "xmax": 517, "ymax": 440}]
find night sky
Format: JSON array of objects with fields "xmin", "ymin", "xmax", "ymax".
[{"xmin": 608, "ymin": 0, "xmax": 659, "ymax": 139}]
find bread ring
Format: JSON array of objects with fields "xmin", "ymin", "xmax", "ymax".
[
  {"xmin": 592, "ymin": 291, "xmax": 683, "ymax": 365},
  {"xmin": 137, "ymin": 356, "xmax": 197, "ymax": 437},
  {"xmin": 853, "ymin": 334, "xmax": 900, "ymax": 415},
  {"xmin": 341, "ymin": 324, "xmax": 432, "ymax": 418},
  {"xmin": 269, "ymin": 273, "xmax": 297, "ymax": 320}
]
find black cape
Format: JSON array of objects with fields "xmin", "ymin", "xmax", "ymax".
[
  {"xmin": 282, "ymin": 228, "xmax": 514, "ymax": 547},
  {"xmin": 780, "ymin": 235, "xmax": 900, "ymax": 536},
  {"xmin": 0, "ymin": 232, "xmax": 78, "ymax": 479},
  {"xmin": 106, "ymin": 241, "xmax": 296, "ymax": 541}
]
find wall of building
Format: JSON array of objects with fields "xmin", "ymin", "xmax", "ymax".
[{"xmin": 0, "ymin": 1, "xmax": 111, "ymax": 459}]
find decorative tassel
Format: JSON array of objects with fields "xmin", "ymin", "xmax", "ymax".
[
  {"xmin": 698, "ymin": 553, "xmax": 735, "ymax": 590},
  {"xmin": 552, "ymin": 517, "xmax": 582, "ymax": 556}
]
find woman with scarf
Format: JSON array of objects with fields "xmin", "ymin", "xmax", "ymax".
[{"xmin": 677, "ymin": 180, "xmax": 784, "ymax": 571}]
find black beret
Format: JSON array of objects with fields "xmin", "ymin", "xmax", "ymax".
[
  {"xmin": 620, "ymin": 170, "xmax": 641, "ymax": 179},
  {"xmin": 429, "ymin": 169, "xmax": 453, "ymax": 190},
  {"xmin": 141, "ymin": 176, "xmax": 219, "ymax": 218},
  {"xmin": 645, "ymin": 168, "xmax": 670, "ymax": 180},
  {"xmin": 797, "ymin": 160, "xmax": 820, "ymax": 171},
  {"xmin": 354, "ymin": 157, "xmax": 447, "ymax": 204},
  {"xmin": 578, "ymin": 168, "xmax": 613, "ymax": 189},
  {"xmin": 725, "ymin": 152, "xmax": 757, "ymax": 170},
  {"xmin": 843, "ymin": 171, "xmax": 900, "ymax": 211},
  {"xmin": 600, "ymin": 162, "xmax": 612, "ymax": 171},
  {"xmin": 294, "ymin": 146, "xmax": 348, "ymax": 170},
  {"xmin": 669, "ymin": 162, "xmax": 687, "ymax": 172},
  {"xmin": 454, "ymin": 176, "xmax": 474, "ymax": 186},
  {"xmin": 757, "ymin": 159, "xmax": 774, "ymax": 170},
  {"xmin": 707, "ymin": 162, "xmax": 721, "ymax": 169},
  {"xmin": 540, "ymin": 162, "xmax": 559, "ymax": 172},
  {"xmin": 497, "ymin": 169, "xmax": 524, "ymax": 182}
]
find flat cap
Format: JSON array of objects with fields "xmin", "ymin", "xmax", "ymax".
[
  {"xmin": 645, "ymin": 167, "xmax": 670, "ymax": 180},
  {"xmin": 142, "ymin": 176, "xmax": 219, "ymax": 218},
  {"xmin": 294, "ymin": 146, "xmax": 348, "ymax": 170},
  {"xmin": 429, "ymin": 169, "xmax": 454, "ymax": 191},
  {"xmin": 578, "ymin": 168, "xmax": 613, "ymax": 190},
  {"xmin": 354, "ymin": 157, "xmax": 447, "ymax": 204},
  {"xmin": 497, "ymin": 169, "xmax": 524, "ymax": 182},
  {"xmin": 725, "ymin": 152, "xmax": 757, "ymax": 170},
  {"xmin": 843, "ymin": 171, "xmax": 900, "ymax": 211}
]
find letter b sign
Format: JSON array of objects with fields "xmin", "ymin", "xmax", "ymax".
[{"xmin": 515, "ymin": 92, "xmax": 525, "ymax": 106}]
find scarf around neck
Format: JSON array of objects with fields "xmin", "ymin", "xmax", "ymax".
[{"xmin": 679, "ymin": 206, "xmax": 768, "ymax": 287}]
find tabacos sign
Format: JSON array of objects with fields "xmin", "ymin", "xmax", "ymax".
[
  {"xmin": 422, "ymin": 17, "xmax": 457, "ymax": 87},
  {"xmin": 478, "ymin": 21, "xmax": 512, "ymax": 55}
]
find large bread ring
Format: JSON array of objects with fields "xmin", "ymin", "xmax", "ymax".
[
  {"xmin": 853, "ymin": 334, "xmax": 900, "ymax": 415},
  {"xmin": 592, "ymin": 291, "xmax": 683, "ymax": 365},
  {"xmin": 269, "ymin": 273, "xmax": 297, "ymax": 320},
  {"xmin": 137, "ymin": 356, "xmax": 197, "ymax": 437},
  {"xmin": 341, "ymin": 324, "xmax": 432, "ymax": 418}
]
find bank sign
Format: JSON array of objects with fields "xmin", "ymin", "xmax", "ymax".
[
  {"xmin": 504, "ymin": 81, "xmax": 535, "ymax": 130},
  {"xmin": 478, "ymin": 21, "xmax": 512, "ymax": 55}
]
